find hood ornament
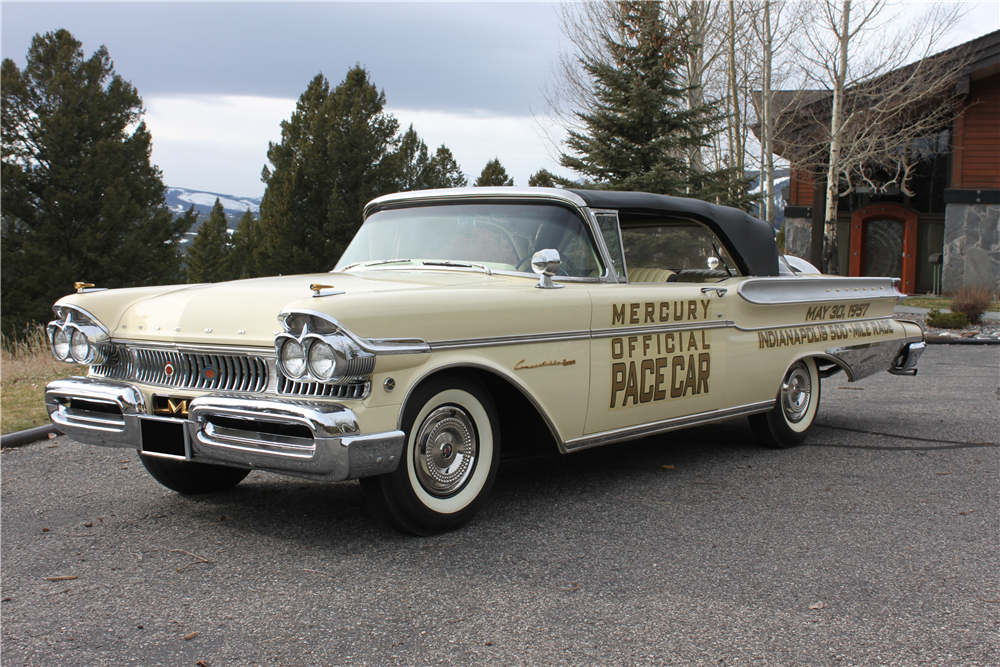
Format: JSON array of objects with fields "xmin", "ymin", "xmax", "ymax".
[
  {"xmin": 309, "ymin": 283, "xmax": 343, "ymax": 297},
  {"xmin": 75, "ymin": 282, "xmax": 95, "ymax": 293}
]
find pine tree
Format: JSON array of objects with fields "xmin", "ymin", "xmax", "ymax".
[
  {"xmin": 528, "ymin": 169, "xmax": 558, "ymax": 187},
  {"xmin": 228, "ymin": 208, "xmax": 260, "ymax": 279},
  {"xmin": 396, "ymin": 125, "xmax": 432, "ymax": 191},
  {"xmin": 557, "ymin": 1, "xmax": 741, "ymax": 203},
  {"xmin": 1, "ymin": 29, "xmax": 192, "ymax": 336},
  {"xmin": 186, "ymin": 199, "xmax": 231, "ymax": 283},
  {"xmin": 423, "ymin": 146, "xmax": 468, "ymax": 189},
  {"xmin": 475, "ymin": 158, "xmax": 514, "ymax": 187},
  {"xmin": 395, "ymin": 127, "xmax": 467, "ymax": 191},
  {"xmin": 257, "ymin": 67, "xmax": 400, "ymax": 275}
]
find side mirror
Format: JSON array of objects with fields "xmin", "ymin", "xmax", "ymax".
[
  {"xmin": 531, "ymin": 249, "xmax": 564, "ymax": 289},
  {"xmin": 707, "ymin": 256, "xmax": 720, "ymax": 270}
]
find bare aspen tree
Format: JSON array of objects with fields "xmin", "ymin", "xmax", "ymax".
[
  {"xmin": 792, "ymin": 0, "xmax": 966, "ymax": 274},
  {"xmin": 667, "ymin": 1, "xmax": 723, "ymax": 176}
]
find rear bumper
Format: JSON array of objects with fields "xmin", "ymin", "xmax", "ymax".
[{"xmin": 45, "ymin": 378, "xmax": 403, "ymax": 481}]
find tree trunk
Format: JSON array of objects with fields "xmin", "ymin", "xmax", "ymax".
[
  {"xmin": 822, "ymin": 0, "xmax": 851, "ymax": 276},
  {"xmin": 762, "ymin": 0, "xmax": 775, "ymax": 229},
  {"xmin": 728, "ymin": 1, "xmax": 743, "ymax": 201},
  {"xmin": 686, "ymin": 1, "xmax": 708, "ymax": 176}
]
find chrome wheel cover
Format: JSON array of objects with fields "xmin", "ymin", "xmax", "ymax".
[
  {"xmin": 781, "ymin": 362, "xmax": 812, "ymax": 424},
  {"xmin": 414, "ymin": 405, "xmax": 477, "ymax": 497}
]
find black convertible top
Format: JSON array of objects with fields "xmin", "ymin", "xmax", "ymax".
[{"xmin": 568, "ymin": 189, "xmax": 780, "ymax": 277}]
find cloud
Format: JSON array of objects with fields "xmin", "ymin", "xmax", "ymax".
[
  {"xmin": 389, "ymin": 108, "xmax": 570, "ymax": 188},
  {"xmin": 144, "ymin": 95, "xmax": 573, "ymax": 197}
]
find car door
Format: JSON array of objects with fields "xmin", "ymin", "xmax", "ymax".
[{"xmin": 581, "ymin": 212, "xmax": 738, "ymax": 440}]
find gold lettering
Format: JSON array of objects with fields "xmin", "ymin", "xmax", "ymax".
[
  {"xmin": 670, "ymin": 357, "xmax": 685, "ymax": 398},
  {"xmin": 630, "ymin": 303, "xmax": 639, "ymax": 324},
  {"xmin": 645, "ymin": 302, "xmax": 655, "ymax": 324},
  {"xmin": 683, "ymin": 354, "xmax": 698, "ymax": 396},
  {"xmin": 697, "ymin": 353, "xmax": 710, "ymax": 394},
  {"xmin": 640, "ymin": 359, "xmax": 655, "ymax": 403},
  {"xmin": 624, "ymin": 362, "xmax": 640, "ymax": 406},
  {"xmin": 654, "ymin": 357, "xmax": 668, "ymax": 401},
  {"xmin": 610, "ymin": 363, "xmax": 626, "ymax": 408},
  {"xmin": 612, "ymin": 304, "xmax": 626, "ymax": 326}
]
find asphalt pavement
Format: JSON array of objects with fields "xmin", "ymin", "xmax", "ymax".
[{"xmin": 2, "ymin": 345, "xmax": 998, "ymax": 666}]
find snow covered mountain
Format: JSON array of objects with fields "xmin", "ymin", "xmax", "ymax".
[
  {"xmin": 165, "ymin": 187, "xmax": 261, "ymax": 218},
  {"xmin": 165, "ymin": 187, "xmax": 262, "ymax": 251}
]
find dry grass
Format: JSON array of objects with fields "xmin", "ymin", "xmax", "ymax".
[{"xmin": 1, "ymin": 326, "xmax": 86, "ymax": 435}]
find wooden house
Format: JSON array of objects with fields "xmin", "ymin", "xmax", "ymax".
[{"xmin": 771, "ymin": 30, "xmax": 998, "ymax": 294}]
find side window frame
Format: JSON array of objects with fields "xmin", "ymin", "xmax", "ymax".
[{"xmin": 591, "ymin": 209, "xmax": 627, "ymax": 283}]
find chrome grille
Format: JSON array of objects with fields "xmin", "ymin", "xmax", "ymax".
[
  {"xmin": 91, "ymin": 345, "xmax": 269, "ymax": 393},
  {"xmin": 277, "ymin": 375, "xmax": 369, "ymax": 399}
]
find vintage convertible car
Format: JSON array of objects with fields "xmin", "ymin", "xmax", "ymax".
[{"xmin": 46, "ymin": 188, "xmax": 925, "ymax": 534}]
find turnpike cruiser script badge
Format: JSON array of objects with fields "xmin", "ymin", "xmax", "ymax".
[{"xmin": 44, "ymin": 187, "xmax": 924, "ymax": 535}]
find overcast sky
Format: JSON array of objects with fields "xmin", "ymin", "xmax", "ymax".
[{"xmin": 3, "ymin": 1, "xmax": 998, "ymax": 198}]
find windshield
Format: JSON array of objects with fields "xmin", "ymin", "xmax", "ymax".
[{"xmin": 335, "ymin": 203, "xmax": 603, "ymax": 278}]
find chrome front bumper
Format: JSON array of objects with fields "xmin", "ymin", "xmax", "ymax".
[{"xmin": 45, "ymin": 378, "xmax": 403, "ymax": 482}]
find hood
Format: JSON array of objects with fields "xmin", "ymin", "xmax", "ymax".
[{"xmin": 57, "ymin": 270, "xmax": 553, "ymax": 348}]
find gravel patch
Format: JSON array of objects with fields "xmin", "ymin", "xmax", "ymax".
[{"xmin": 894, "ymin": 311, "xmax": 1000, "ymax": 342}]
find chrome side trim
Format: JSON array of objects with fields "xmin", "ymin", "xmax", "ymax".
[
  {"xmin": 565, "ymin": 401, "xmax": 776, "ymax": 452},
  {"xmin": 429, "ymin": 330, "xmax": 591, "ymax": 351},
  {"xmin": 737, "ymin": 277, "xmax": 904, "ymax": 305},
  {"xmin": 733, "ymin": 316, "xmax": 902, "ymax": 332},
  {"xmin": 591, "ymin": 321, "xmax": 733, "ymax": 339}
]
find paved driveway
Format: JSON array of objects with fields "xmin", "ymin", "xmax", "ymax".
[{"xmin": 2, "ymin": 345, "xmax": 997, "ymax": 666}]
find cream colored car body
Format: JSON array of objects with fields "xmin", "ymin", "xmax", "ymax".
[{"xmin": 45, "ymin": 187, "xmax": 923, "ymax": 531}]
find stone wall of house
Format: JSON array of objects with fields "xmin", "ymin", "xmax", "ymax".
[
  {"xmin": 783, "ymin": 216, "xmax": 812, "ymax": 260},
  {"xmin": 943, "ymin": 203, "xmax": 1000, "ymax": 293}
]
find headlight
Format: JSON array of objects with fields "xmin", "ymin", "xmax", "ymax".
[
  {"xmin": 279, "ymin": 339, "xmax": 307, "ymax": 379},
  {"xmin": 307, "ymin": 340, "xmax": 338, "ymax": 381},
  {"xmin": 69, "ymin": 329, "xmax": 91, "ymax": 362},
  {"xmin": 52, "ymin": 327, "xmax": 70, "ymax": 361}
]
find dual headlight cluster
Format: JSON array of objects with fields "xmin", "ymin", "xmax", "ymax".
[
  {"xmin": 275, "ymin": 330, "xmax": 375, "ymax": 385},
  {"xmin": 48, "ymin": 311, "xmax": 109, "ymax": 365}
]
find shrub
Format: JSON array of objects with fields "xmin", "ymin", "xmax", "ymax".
[
  {"xmin": 926, "ymin": 308, "xmax": 968, "ymax": 329},
  {"xmin": 775, "ymin": 228, "xmax": 786, "ymax": 253},
  {"xmin": 949, "ymin": 286, "xmax": 994, "ymax": 325}
]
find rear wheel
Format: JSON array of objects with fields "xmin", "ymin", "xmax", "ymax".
[
  {"xmin": 361, "ymin": 374, "xmax": 500, "ymax": 535},
  {"xmin": 139, "ymin": 454, "xmax": 249, "ymax": 494},
  {"xmin": 749, "ymin": 358, "xmax": 821, "ymax": 449}
]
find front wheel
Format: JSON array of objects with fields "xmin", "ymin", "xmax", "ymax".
[
  {"xmin": 361, "ymin": 374, "xmax": 500, "ymax": 535},
  {"xmin": 139, "ymin": 454, "xmax": 250, "ymax": 494},
  {"xmin": 748, "ymin": 358, "xmax": 821, "ymax": 449}
]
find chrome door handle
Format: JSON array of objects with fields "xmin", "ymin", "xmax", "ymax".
[{"xmin": 701, "ymin": 287, "xmax": 727, "ymax": 297}]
